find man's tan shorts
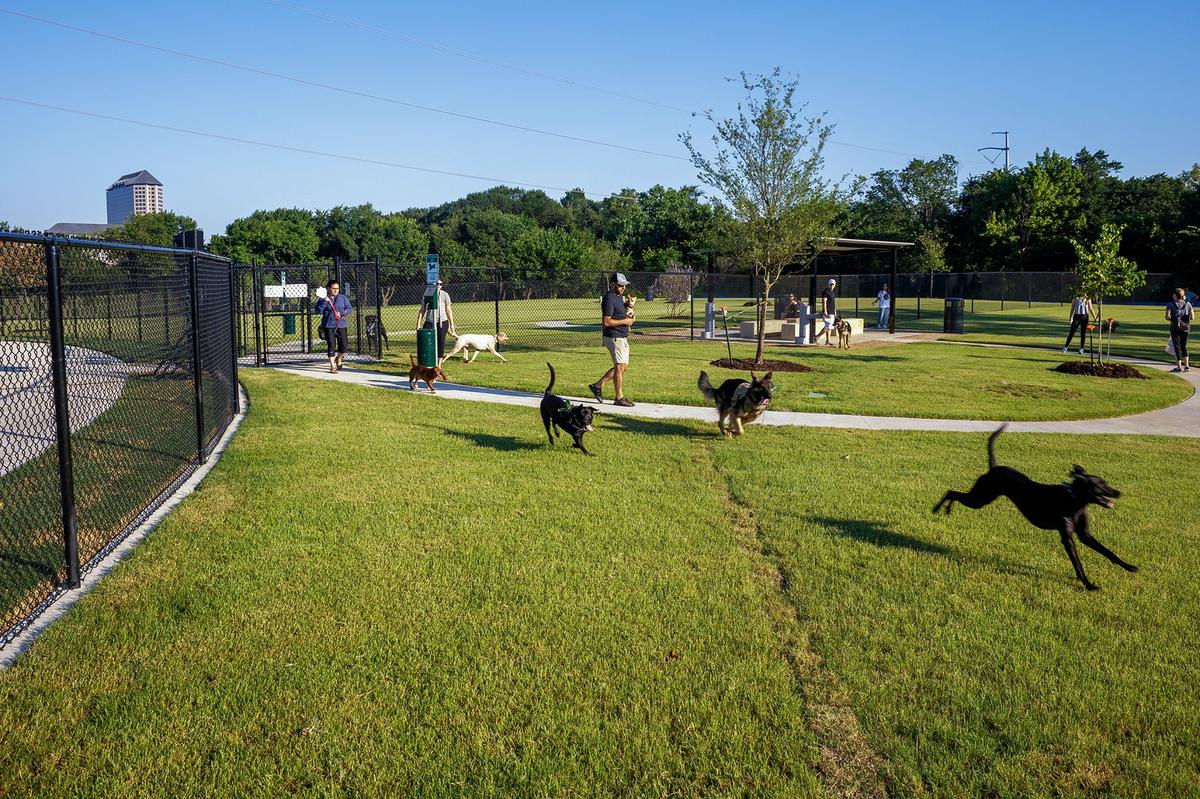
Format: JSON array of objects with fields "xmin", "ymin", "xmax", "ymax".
[{"xmin": 602, "ymin": 336, "xmax": 630, "ymax": 365}]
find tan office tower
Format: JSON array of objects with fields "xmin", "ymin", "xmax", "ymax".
[{"xmin": 105, "ymin": 170, "xmax": 164, "ymax": 225}]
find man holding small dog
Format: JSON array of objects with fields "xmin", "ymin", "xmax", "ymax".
[{"xmin": 589, "ymin": 273, "xmax": 635, "ymax": 407}]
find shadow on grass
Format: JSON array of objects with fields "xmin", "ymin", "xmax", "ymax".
[
  {"xmin": 602, "ymin": 415, "xmax": 709, "ymax": 438},
  {"xmin": 808, "ymin": 515, "xmax": 950, "ymax": 554},
  {"xmin": 440, "ymin": 427, "xmax": 541, "ymax": 452}
]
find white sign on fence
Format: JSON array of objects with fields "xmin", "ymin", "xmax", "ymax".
[{"xmin": 263, "ymin": 283, "xmax": 311, "ymax": 298}]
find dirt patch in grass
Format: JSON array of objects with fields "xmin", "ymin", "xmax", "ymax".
[
  {"xmin": 710, "ymin": 358, "xmax": 813, "ymax": 373},
  {"xmin": 1053, "ymin": 361, "xmax": 1149, "ymax": 379},
  {"xmin": 985, "ymin": 382, "xmax": 1083, "ymax": 400}
]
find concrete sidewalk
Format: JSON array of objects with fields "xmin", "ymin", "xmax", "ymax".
[{"xmin": 271, "ymin": 354, "xmax": 1199, "ymax": 438}]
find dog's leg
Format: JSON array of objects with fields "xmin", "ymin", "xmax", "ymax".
[
  {"xmin": 717, "ymin": 411, "xmax": 731, "ymax": 437},
  {"xmin": 468, "ymin": 350, "xmax": 479, "ymax": 363},
  {"xmin": 1059, "ymin": 526, "xmax": 1098, "ymax": 590},
  {"xmin": 940, "ymin": 474, "xmax": 1003, "ymax": 513},
  {"xmin": 933, "ymin": 490, "xmax": 964, "ymax": 514},
  {"xmin": 542, "ymin": 413, "xmax": 556, "ymax": 445},
  {"xmin": 1076, "ymin": 518, "xmax": 1138, "ymax": 572},
  {"xmin": 490, "ymin": 346, "xmax": 507, "ymax": 363},
  {"xmin": 572, "ymin": 434, "xmax": 593, "ymax": 456},
  {"xmin": 733, "ymin": 416, "xmax": 745, "ymax": 436}
]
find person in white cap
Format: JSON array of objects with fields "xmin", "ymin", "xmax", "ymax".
[
  {"xmin": 589, "ymin": 273, "xmax": 635, "ymax": 406},
  {"xmin": 813, "ymin": 278, "xmax": 838, "ymax": 346}
]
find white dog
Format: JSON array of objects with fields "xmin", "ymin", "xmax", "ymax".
[{"xmin": 442, "ymin": 331, "xmax": 509, "ymax": 363}]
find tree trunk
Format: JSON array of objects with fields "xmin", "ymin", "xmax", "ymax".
[{"xmin": 755, "ymin": 275, "xmax": 771, "ymax": 365}]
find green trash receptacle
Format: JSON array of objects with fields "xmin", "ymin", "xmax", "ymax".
[
  {"xmin": 943, "ymin": 298, "xmax": 964, "ymax": 334},
  {"xmin": 417, "ymin": 327, "xmax": 438, "ymax": 367},
  {"xmin": 283, "ymin": 314, "xmax": 296, "ymax": 335}
]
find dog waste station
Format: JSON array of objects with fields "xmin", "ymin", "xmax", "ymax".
[{"xmin": 417, "ymin": 252, "xmax": 439, "ymax": 367}]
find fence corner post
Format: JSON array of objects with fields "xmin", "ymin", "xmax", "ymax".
[{"xmin": 188, "ymin": 251, "xmax": 206, "ymax": 463}]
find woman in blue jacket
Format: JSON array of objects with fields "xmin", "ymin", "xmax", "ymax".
[{"xmin": 315, "ymin": 280, "xmax": 353, "ymax": 372}]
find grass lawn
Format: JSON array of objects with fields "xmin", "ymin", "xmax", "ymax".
[
  {"xmin": 1, "ymin": 371, "xmax": 1197, "ymax": 797},
  {"xmin": 368, "ymin": 339, "xmax": 1191, "ymax": 422}
]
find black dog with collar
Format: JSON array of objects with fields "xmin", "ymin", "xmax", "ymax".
[
  {"xmin": 933, "ymin": 425, "xmax": 1136, "ymax": 590},
  {"xmin": 540, "ymin": 362, "xmax": 595, "ymax": 455}
]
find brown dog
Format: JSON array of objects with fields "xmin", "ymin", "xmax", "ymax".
[
  {"xmin": 408, "ymin": 354, "xmax": 446, "ymax": 393},
  {"xmin": 834, "ymin": 316, "xmax": 852, "ymax": 349}
]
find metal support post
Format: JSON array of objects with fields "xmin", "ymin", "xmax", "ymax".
[
  {"xmin": 45, "ymin": 242, "xmax": 81, "ymax": 589},
  {"xmin": 374, "ymin": 257, "xmax": 383, "ymax": 358},
  {"xmin": 188, "ymin": 252, "xmax": 207, "ymax": 463},
  {"xmin": 494, "ymin": 267, "xmax": 501, "ymax": 336},
  {"xmin": 228, "ymin": 263, "xmax": 240, "ymax": 414},
  {"xmin": 888, "ymin": 249, "xmax": 897, "ymax": 334}
]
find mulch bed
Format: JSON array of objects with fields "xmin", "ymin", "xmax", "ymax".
[
  {"xmin": 1053, "ymin": 361, "xmax": 1148, "ymax": 380},
  {"xmin": 709, "ymin": 358, "xmax": 813, "ymax": 373}
]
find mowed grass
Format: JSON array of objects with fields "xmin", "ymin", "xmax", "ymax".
[
  {"xmin": 2, "ymin": 371, "xmax": 1198, "ymax": 797},
  {"xmin": 371, "ymin": 339, "xmax": 1191, "ymax": 422},
  {"xmin": 712, "ymin": 427, "xmax": 1200, "ymax": 798},
  {"xmin": 0, "ymin": 370, "xmax": 820, "ymax": 798}
]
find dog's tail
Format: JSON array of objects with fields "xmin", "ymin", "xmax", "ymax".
[
  {"xmin": 544, "ymin": 362, "xmax": 556, "ymax": 394},
  {"xmin": 698, "ymin": 371, "xmax": 716, "ymax": 402},
  {"xmin": 988, "ymin": 424, "xmax": 1008, "ymax": 470},
  {"xmin": 409, "ymin": 353, "xmax": 417, "ymax": 366}
]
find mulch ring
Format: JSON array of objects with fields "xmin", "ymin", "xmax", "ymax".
[
  {"xmin": 709, "ymin": 358, "xmax": 813, "ymax": 373},
  {"xmin": 1053, "ymin": 361, "xmax": 1148, "ymax": 380}
]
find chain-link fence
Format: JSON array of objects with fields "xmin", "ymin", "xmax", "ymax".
[{"xmin": 0, "ymin": 232, "xmax": 239, "ymax": 650}]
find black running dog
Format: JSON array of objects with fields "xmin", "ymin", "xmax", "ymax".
[
  {"xmin": 933, "ymin": 425, "xmax": 1136, "ymax": 590},
  {"xmin": 697, "ymin": 371, "xmax": 774, "ymax": 436},
  {"xmin": 540, "ymin": 363, "xmax": 595, "ymax": 455}
]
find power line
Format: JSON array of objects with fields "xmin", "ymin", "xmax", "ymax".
[
  {"xmin": 0, "ymin": 95, "xmax": 619, "ymax": 197},
  {"xmin": 0, "ymin": 7, "xmax": 686, "ymax": 161},
  {"xmin": 259, "ymin": 0, "xmax": 697, "ymax": 114}
]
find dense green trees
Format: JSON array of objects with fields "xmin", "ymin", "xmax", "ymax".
[{"xmin": 94, "ymin": 150, "xmax": 1195, "ymax": 282}]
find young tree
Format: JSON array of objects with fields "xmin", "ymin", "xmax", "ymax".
[
  {"xmin": 651, "ymin": 262, "xmax": 696, "ymax": 318},
  {"xmin": 1071, "ymin": 223, "xmax": 1145, "ymax": 361},
  {"xmin": 682, "ymin": 69, "xmax": 860, "ymax": 364}
]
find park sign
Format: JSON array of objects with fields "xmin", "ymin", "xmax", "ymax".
[
  {"xmin": 263, "ymin": 283, "xmax": 309, "ymax": 298},
  {"xmin": 426, "ymin": 253, "xmax": 439, "ymax": 286}
]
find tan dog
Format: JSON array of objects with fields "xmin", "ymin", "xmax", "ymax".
[
  {"xmin": 834, "ymin": 316, "xmax": 852, "ymax": 349},
  {"xmin": 408, "ymin": 354, "xmax": 446, "ymax": 393}
]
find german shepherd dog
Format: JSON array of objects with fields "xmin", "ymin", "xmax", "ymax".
[
  {"xmin": 697, "ymin": 371, "xmax": 774, "ymax": 436},
  {"xmin": 408, "ymin": 354, "xmax": 446, "ymax": 393},
  {"xmin": 834, "ymin": 316, "xmax": 852, "ymax": 349},
  {"xmin": 540, "ymin": 363, "xmax": 595, "ymax": 455},
  {"xmin": 933, "ymin": 425, "xmax": 1135, "ymax": 590}
]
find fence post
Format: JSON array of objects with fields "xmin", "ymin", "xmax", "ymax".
[
  {"xmin": 251, "ymin": 258, "xmax": 261, "ymax": 366},
  {"xmin": 228, "ymin": 262, "xmax": 240, "ymax": 414},
  {"xmin": 373, "ymin": 257, "xmax": 383, "ymax": 359},
  {"xmin": 188, "ymin": 252, "xmax": 207, "ymax": 463},
  {"xmin": 1001, "ymin": 272, "xmax": 1006, "ymax": 311},
  {"xmin": 303, "ymin": 264, "xmax": 312, "ymax": 354},
  {"xmin": 494, "ymin": 267, "xmax": 501, "ymax": 336},
  {"xmin": 690, "ymin": 272, "xmax": 696, "ymax": 341},
  {"xmin": 162, "ymin": 281, "xmax": 170, "ymax": 345},
  {"xmin": 45, "ymin": 241, "xmax": 81, "ymax": 589},
  {"xmin": 1027, "ymin": 272, "xmax": 1032, "ymax": 309}
]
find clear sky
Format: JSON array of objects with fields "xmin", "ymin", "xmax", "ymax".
[{"xmin": 1, "ymin": 0, "xmax": 1196, "ymax": 235}]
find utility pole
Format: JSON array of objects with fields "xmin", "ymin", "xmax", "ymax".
[{"xmin": 978, "ymin": 130, "xmax": 1010, "ymax": 172}]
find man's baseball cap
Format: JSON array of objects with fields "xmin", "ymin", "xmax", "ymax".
[
  {"xmin": 827, "ymin": 278, "xmax": 837, "ymax": 285},
  {"xmin": 611, "ymin": 273, "xmax": 629, "ymax": 286}
]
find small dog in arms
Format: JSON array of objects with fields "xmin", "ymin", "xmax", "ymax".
[
  {"xmin": 933, "ymin": 425, "xmax": 1136, "ymax": 590},
  {"xmin": 442, "ymin": 332, "xmax": 509, "ymax": 363},
  {"xmin": 408, "ymin": 354, "xmax": 446, "ymax": 393},
  {"xmin": 697, "ymin": 371, "xmax": 774, "ymax": 436}
]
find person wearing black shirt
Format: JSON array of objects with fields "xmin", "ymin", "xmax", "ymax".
[
  {"xmin": 589, "ymin": 273, "xmax": 635, "ymax": 406},
  {"xmin": 813, "ymin": 279, "xmax": 837, "ymax": 346}
]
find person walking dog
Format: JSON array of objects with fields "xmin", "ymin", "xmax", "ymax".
[
  {"xmin": 589, "ymin": 273, "xmax": 635, "ymax": 406},
  {"xmin": 1062, "ymin": 292, "xmax": 1093, "ymax": 354},
  {"xmin": 417, "ymin": 278, "xmax": 456, "ymax": 364},
  {"xmin": 1166, "ymin": 287, "xmax": 1193, "ymax": 372},
  {"xmin": 316, "ymin": 279, "xmax": 352, "ymax": 373}
]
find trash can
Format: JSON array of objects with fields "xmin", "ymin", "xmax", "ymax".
[
  {"xmin": 417, "ymin": 327, "xmax": 438, "ymax": 367},
  {"xmin": 283, "ymin": 314, "xmax": 296, "ymax": 335},
  {"xmin": 943, "ymin": 298, "xmax": 964, "ymax": 334}
]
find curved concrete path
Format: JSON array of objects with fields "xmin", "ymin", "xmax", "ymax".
[
  {"xmin": 271, "ymin": 348, "xmax": 1198, "ymax": 438},
  {"xmin": 1, "ymin": 342, "xmax": 129, "ymax": 476}
]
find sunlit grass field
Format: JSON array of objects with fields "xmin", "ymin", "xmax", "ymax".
[{"xmin": 0, "ymin": 372, "xmax": 1196, "ymax": 797}]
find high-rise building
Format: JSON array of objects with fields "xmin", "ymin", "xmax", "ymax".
[{"xmin": 105, "ymin": 170, "xmax": 163, "ymax": 225}]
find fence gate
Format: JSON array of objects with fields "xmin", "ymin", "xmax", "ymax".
[{"xmin": 239, "ymin": 260, "xmax": 382, "ymax": 366}]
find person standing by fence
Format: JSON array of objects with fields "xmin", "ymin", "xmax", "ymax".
[
  {"xmin": 1166, "ymin": 287, "xmax": 1193, "ymax": 372},
  {"xmin": 417, "ymin": 278, "xmax": 456, "ymax": 365},
  {"xmin": 589, "ymin": 273, "xmax": 635, "ymax": 407},
  {"xmin": 1062, "ymin": 293, "xmax": 1093, "ymax": 355},
  {"xmin": 316, "ymin": 279, "xmax": 352, "ymax": 373},
  {"xmin": 874, "ymin": 283, "xmax": 891, "ymax": 329}
]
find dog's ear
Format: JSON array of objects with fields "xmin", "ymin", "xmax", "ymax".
[
  {"xmin": 1071, "ymin": 464, "xmax": 1086, "ymax": 476},
  {"xmin": 763, "ymin": 371, "xmax": 774, "ymax": 383}
]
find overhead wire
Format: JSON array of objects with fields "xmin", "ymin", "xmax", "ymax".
[
  {"xmin": 0, "ymin": 7, "xmax": 686, "ymax": 161},
  {"xmin": 0, "ymin": 96, "xmax": 635, "ymax": 197}
]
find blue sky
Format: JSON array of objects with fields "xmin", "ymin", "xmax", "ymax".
[{"xmin": 1, "ymin": 0, "xmax": 1196, "ymax": 235}]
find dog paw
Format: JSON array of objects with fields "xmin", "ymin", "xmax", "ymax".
[
  {"xmin": 1124, "ymin": 564, "xmax": 1139, "ymax": 572},
  {"xmin": 1085, "ymin": 584, "xmax": 1101, "ymax": 591}
]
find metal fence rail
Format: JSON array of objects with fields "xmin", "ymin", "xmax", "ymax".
[{"xmin": 0, "ymin": 232, "xmax": 239, "ymax": 649}]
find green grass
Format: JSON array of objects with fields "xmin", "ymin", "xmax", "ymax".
[
  {"xmin": 369, "ymin": 339, "xmax": 1191, "ymax": 422},
  {"xmin": 1, "ymin": 371, "xmax": 1196, "ymax": 797}
]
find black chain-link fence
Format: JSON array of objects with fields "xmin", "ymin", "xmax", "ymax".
[{"xmin": 0, "ymin": 232, "xmax": 239, "ymax": 649}]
